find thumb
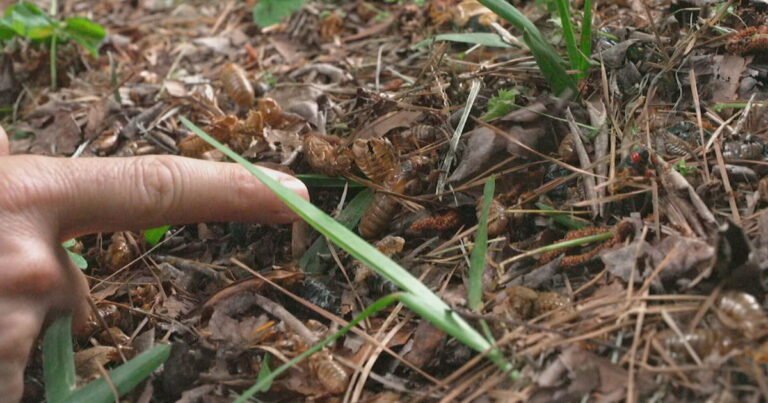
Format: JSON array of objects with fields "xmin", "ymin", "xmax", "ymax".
[{"xmin": 0, "ymin": 125, "xmax": 8, "ymax": 157}]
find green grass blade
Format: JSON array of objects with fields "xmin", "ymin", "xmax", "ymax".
[
  {"xmin": 579, "ymin": 0, "xmax": 593, "ymax": 73},
  {"xmin": 479, "ymin": 0, "xmax": 575, "ymax": 95},
  {"xmin": 253, "ymin": 354, "xmax": 272, "ymax": 393},
  {"xmin": 524, "ymin": 29, "xmax": 576, "ymax": 95},
  {"xmin": 64, "ymin": 344, "xmax": 171, "ymax": 403},
  {"xmin": 299, "ymin": 189, "xmax": 374, "ymax": 273},
  {"xmin": 554, "ymin": 0, "xmax": 580, "ymax": 72},
  {"xmin": 469, "ymin": 177, "xmax": 495, "ymax": 311},
  {"xmin": 237, "ymin": 293, "xmax": 403, "ymax": 402},
  {"xmin": 428, "ymin": 32, "xmax": 512, "ymax": 48},
  {"xmin": 43, "ymin": 315, "xmax": 76, "ymax": 403},
  {"xmin": 295, "ymin": 174, "xmax": 364, "ymax": 188},
  {"xmin": 535, "ymin": 202, "xmax": 589, "ymax": 230},
  {"xmin": 180, "ymin": 117, "xmax": 508, "ymax": 371}
]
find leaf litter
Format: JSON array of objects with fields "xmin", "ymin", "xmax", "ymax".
[{"xmin": 10, "ymin": 0, "xmax": 768, "ymax": 401}]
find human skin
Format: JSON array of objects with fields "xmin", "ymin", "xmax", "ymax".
[{"xmin": 0, "ymin": 126, "xmax": 308, "ymax": 401}]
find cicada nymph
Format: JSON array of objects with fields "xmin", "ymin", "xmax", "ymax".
[
  {"xmin": 178, "ymin": 115, "xmax": 239, "ymax": 157},
  {"xmin": 478, "ymin": 197, "xmax": 509, "ymax": 238},
  {"xmin": 502, "ymin": 285, "xmax": 572, "ymax": 320},
  {"xmin": 358, "ymin": 176, "xmax": 408, "ymax": 239},
  {"xmin": 308, "ymin": 350, "xmax": 349, "ymax": 395},
  {"xmin": 352, "ymin": 138, "xmax": 398, "ymax": 184},
  {"xmin": 220, "ymin": 62, "xmax": 255, "ymax": 108},
  {"xmin": 658, "ymin": 328, "xmax": 733, "ymax": 361},
  {"xmin": 303, "ymin": 133, "xmax": 354, "ymax": 177},
  {"xmin": 715, "ymin": 291, "xmax": 768, "ymax": 340},
  {"xmin": 391, "ymin": 124, "xmax": 442, "ymax": 153},
  {"xmin": 353, "ymin": 236, "xmax": 405, "ymax": 295}
]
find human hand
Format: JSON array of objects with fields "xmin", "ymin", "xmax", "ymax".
[{"xmin": 0, "ymin": 126, "xmax": 308, "ymax": 400}]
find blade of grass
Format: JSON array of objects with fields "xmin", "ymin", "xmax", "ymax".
[
  {"xmin": 253, "ymin": 354, "xmax": 272, "ymax": 393},
  {"xmin": 534, "ymin": 202, "xmax": 589, "ymax": 230},
  {"xmin": 50, "ymin": 34, "xmax": 57, "ymax": 90},
  {"xmin": 469, "ymin": 177, "xmax": 494, "ymax": 311},
  {"xmin": 479, "ymin": 0, "xmax": 576, "ymax": 95},
  {"xmin": 299, "ymin": 189, "xmax": 374, "ymax": 273},
  {"xmin": 43, "ymin": 315, "xmax": 76, "ymax": 403},
  {"xmin": 296, "ymin": 174, "xmax": 364, "ymax": 188},
  {"xmin": 580, "ymin": 0, "xmax": 593, "ymax": 73},
  {"xmin": 426, "ymin": 32, "xmax": 513, "ymax": 48},
  {"xmin": 236, "ymin": 293, "xmax": 402, "ymax": 402},
  {"xmin": 554, "ymin": 0, "xmax": 580, "ymax": 72},
  {"xmin": 64, "ymin": 344, "xmax": 171, "ymax": 403},
  {"xmin": 180, "ymin": 117, "xmax": 509, "ymax": 372},
  {"xmin": 523, "ymin": 29, "xmax": 575, "ymax": 96},
  {"xmin": 501, "ymin": 230, "xmax": 612, "ymax": 268}
]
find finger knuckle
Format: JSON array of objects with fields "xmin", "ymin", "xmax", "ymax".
[
  {"xmin": 131, "ymin": 156, "xmax": 183, "ymax": 217},
  {"xmin": 9, "ymin": 251, "xmax": 62, "ymax": 295}
]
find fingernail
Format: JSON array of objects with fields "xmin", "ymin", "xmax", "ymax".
[{"xmin": 278, "ymin": 176, "xmax": 310, "ymax": 201}]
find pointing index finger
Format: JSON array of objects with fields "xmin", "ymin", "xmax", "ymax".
[{"xmin": 46, "ymin": 155, "xmax": 308, "ymax": 238}]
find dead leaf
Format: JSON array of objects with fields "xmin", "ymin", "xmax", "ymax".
[
  {"xmin": 655, "ymin": 235, "xmax": 715, "ymax": 283},
  {"xmin": 355, "ymin": 110, "xmax": 422, "ymax": 139},
  {"xmin": 263, "ymin": 127, "xmax": 303, "ymax": 165},
  {"xmin": 402, "ymin": 321, "xmax": 446, "ymax": 367},
  {"xmin": 448, "ymin": 127, "xmax": 508, "ymax": 183},
  {"xmin": 208, "ymin": 309, "xmax": 272, "ymax": 347},
  {"xmin": 532, "ymin": 345, "xmax": 653, "ymax": 403},
  {"xmin": 192, "ymin": 36, "xmax": 234, "ymax": 55},
  {"xmin": 29, "ymin": 111, "xmax": 82, "ymax": 155},
  {"xmin": 163, "ymin": 80, "xmax": 189, "ymax": 97},
  {"xmin": 75, "ymin": 346, "xmax": 119, "ymax": 381},
  {"xmin": 710, "ymin": 55, "xmax": 749, "ymax": 102}
]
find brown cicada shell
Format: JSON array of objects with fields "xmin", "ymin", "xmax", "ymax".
[
  {"xmin": 352, "ymin": 138, "xmax": 398, "ymax": 184},
  {"xmin": 309, "ymin": 351, "xmax": 349, "ymax": 395},
  {"xmin": 504, "ymin": 286, "xmax": 571, "ymax": 319},
  {"xmin": 220, "ymin": 63, "xmax": 255, "ymax": 108},
  {"xmin": 105, "ymin": 232, "xmax": 135, "ymax": 273},
  {"xmin": 257, "ymin": 97, "xmax": 289, "ymax": 128},
  {"xmin": 558, "ymin": 133, "xmax": 577, "ymax": 162},
  {"xmin": 179, "ymin": 115, "xmax": 240, "ymax": 157},
  {"xmin": 358, "ymin": 177, "xmax": 408, "ymax": 239},
  {"xmin": 478, "ymin": 198, "xmax": 509, "ymax": 238},
  {"xmin": 505, "ymin": 285, "xmax": 539, "ymax": 319},
  {"xmin": 354, "ymin": 236, "xmax": 405, "ymax": 285},
  {"xmin": 716, "ymin": 291, "xmax": 768, "ymax": 340},
  {"xmin": 658, "ymin": 328, "xmax": 733, "ymax": 360},
  {"xmin": 303, "ymin": 133, "xmax": 353, "ymax": 177},
  {"xmin": 392, "ymin": 124, "xmax": 441, "ymax": 153}
]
